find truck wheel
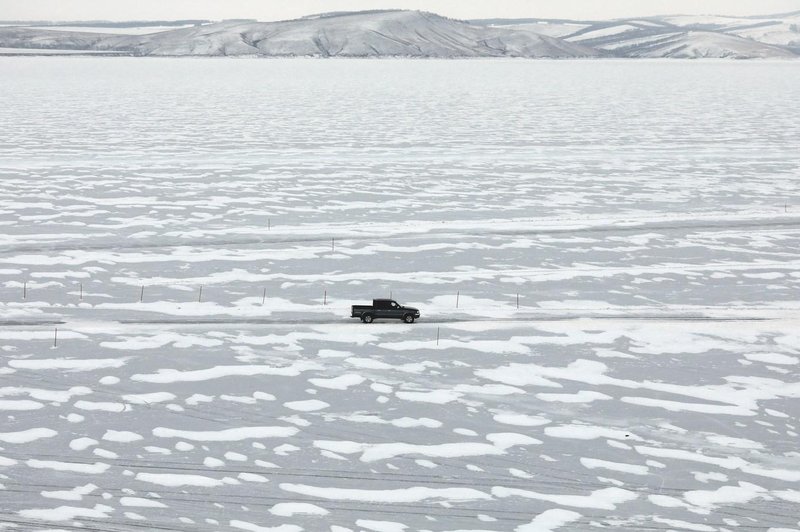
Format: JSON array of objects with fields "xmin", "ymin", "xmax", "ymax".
[
  {"xmin": 403, "ymin": 314, "xmax": 415, "ymax": 323},
  {"xmin": 362, "ymin": 314, "xmax": 374, "ymax": 324}
]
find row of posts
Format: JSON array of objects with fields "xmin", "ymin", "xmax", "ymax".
[
  {"xmin": 14, "ymin": 235, "xmax": 537, "ymax": 309},
  {"xmin": 17, "ymin": 284, "xmax": 523, "ymax": 309}
]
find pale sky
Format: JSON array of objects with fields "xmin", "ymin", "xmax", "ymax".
[{"xmin": 2, "ymin": 0, "xmax": 799, "ymax": 22}]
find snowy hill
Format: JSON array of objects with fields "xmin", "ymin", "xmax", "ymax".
[
  {"xmin": 0, "ymin": 9, "xmax": 798, "ymax": 58},
  {"xmin": 480, "ymin": 12, "xmax": 800, "ymax": 58},
  {"xmin": 604, "ymin": 30, "xmax": 797, "ymax": 59},
  {"xmin": 0, "ymin": 11, "xmax": 597, "ymax": 58}
]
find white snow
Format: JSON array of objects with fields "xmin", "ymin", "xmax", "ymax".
[
  {"xmin": 121, "ymin": 392, "xmax": 177, "ymax": 404},
  {"xmin": 119, "ymin": 496, "xmax": 168, "ymax": 508},
  {"xmin": 136, "ymin": 472, "xmax": 226, "ymax": 487},
  {"xmin": 269, "ymin": 502, "xmax": 329, "ymax": 516},
  {"xmin": 73, "ymin": 400, "xmax": 130, "ymax": 412},
  {"xmin": 283, "ymin": 399, "xmax": 329, "ymax": 412},
  {"xmin": 493, "ymin": 413, "xmax": 551, "ymax": 427},
  {"xmin": 26, "ymin": 460, "xmax": 109, "ymax": 474},
  {"xmin": 313, "ymin": 438, "xmax": 539, "ymax": 462},
  {"xmin": 568, "ymin": 24, "xmax": 640, "ymax": 41},
  {"xmin": 280, "ymin": 483, "xmax": 491, "ymax": 502},
  {"xmin": 41, "ymin": 483, "xmax": 97, "ymax": 501},
  {"xmin": 101, "ymin": 332, "xmax": 223, "ymax": 350},
  {"xmin": 0, "ymin": 455, "xmax": 18, "ymax": 466},
  {"xmin": 3, "ymin": 57, "xmax": 800, "ymax": 532},
  {"xmin": 102, "ymin": 430, "xmax": 143, "ymax": 443},
  {"xmin": 131, "ymin": 361, "xmax": 321, "ymax": 383},
  {"xmin": 652, "ymin": 517, "xmax": 716, "ymax": 532},
  {"xmin": 230, "ymin": 521, "xmax": 302, "ymax": 532},
  {"xmin": 8, "ymin": 357, "xmax": 126, "ymax": 371},
  {"xmin": 356, "ymin": 520, "xmax": 408, "ymax": 532},
  {"xmin": 19, "ymin": 503, "xmax": 113, "ymax": 521},
  {"xmin": 580, "ymin": 457, "xmax": 649, "ymax": 475},
  {"xmin": 309, "ymin": 374, "xmax": 365, "ymax": 389},
  {"xmin": 705, "ymin": 435, "xmax": 764, "ymax": 450},
  {"xmin": 153, "ymin": 426, "xmax": 298, "ymax": 441},
  {"xmin": 329, "ymin": 413, "xmax": 442, "ymax": 428},
  {"xmin": 683, "ymin": 482, "xmax": 768, "ymax": 509},
  {"xmin": 69, "ymin": 437, "xmax": 98, "ymax": 451},
  {"xmin": 239, "ymin": 472, "xmax": 269, "ymax": 483},
  {"xmin": 0, "ymin": 427, "xmax": 57, "ymax": 443},
  {"xmin": 516, "ymin": 509, "xmax": 583, "ymax": 532},
  {"xmin": 486, "ymin": 432, "xmax": 542, "ymax": 448},
  {"xmin": 536, "ymin": 390, "xmax": 612, "ymax": 403},
  {"xmin": 395, "ymin": 389, "xmax": 462, "ymax": 403},
  {"xmin": 0, "ymin": 399, "xmax": 43, "ymax": 410},
  {"xmin": 545, "ymin": 425, "xmax": 640, "ymax": 441},
  {"xmin": 493, "ymin": 486, "xmax": 638, "ymax": 510},
  {"xmin": 744, "ymin": 353, "xmax": 798, "ymax": 365}
]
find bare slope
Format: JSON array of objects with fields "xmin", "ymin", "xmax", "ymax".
[{"xmin": 0, "ymin": 26, "xmax": 113, "ymax": 50}]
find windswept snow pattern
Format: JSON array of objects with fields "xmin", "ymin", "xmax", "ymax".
[{"xmin": 0, "ymin": 58, "xmax": 799, "ymax": 530}]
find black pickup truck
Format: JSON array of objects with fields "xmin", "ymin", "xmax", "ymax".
[{"xmin": 351, "ymin": 299, "xmax": 421, "ymax": 323}]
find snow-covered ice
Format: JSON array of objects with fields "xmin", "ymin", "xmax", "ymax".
[{"xmin": 0, "ymin": 57, "xmax": 798, "ymax": 531}]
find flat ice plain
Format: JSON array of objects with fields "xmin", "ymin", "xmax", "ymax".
[{"xmin": 0, "ymin": 58, "xmax": 799, "ymax": 531}]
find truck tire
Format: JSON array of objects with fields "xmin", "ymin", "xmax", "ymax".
[
  {"xmin": 362, "ymin": 314, "xmax": 374, "ymax": 323},
  {"xmin": 403, "ymin": 314, "xmax": 415, "ymax": 323}
]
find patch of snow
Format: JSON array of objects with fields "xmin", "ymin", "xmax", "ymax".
[
  {"xmin": 9, "ymin": 357, "xmax": 126, "ymax": 371},
  {"xmin": 516, "ymin": 509, "xmax": 582, "ymax": 531},
  {"xmin": 283, "ymin": 399, "xmax": 329, "ymax": 412},
  {"xmin": 103, "ymin": 430, "xmax": 143, "ymax": 443},
  {"xmin": 153, "ymin": 426, "xmax": 297, "ymax": 441},
  {"xmin": 493, "ymin": 486, "xmax": 638, "ymax": 510},
  {"xmin": 135, "ymin": 472, "xmax": 225, "ymax": 487},
  {"xmin": 119, "ymin": 497, "xmax": 167, "ymax": 508},
  {"xmin": 309, "ymin": 374, "xmax": 365, "ymax": 389},
  {"xmin": 580, "ymin": 457, "xmax": 649, "ymax": 475},
  {"xmin": 19, "ymin": 503, "xmax": 113, "ymax": 521},
  {"xmin": 0, "ymin": 427, "xmax": 57, "ymax": 443},
  {"xmin": 280, "ymin": 483, "xmax": 491, "ymax": 502},
  {"xmin": 26, "ymin": 460, "xmax": 109, "ymax": 474},
  {"xmin": 269, "ymin": 502, "xmax": 329, "ymax": 516}
]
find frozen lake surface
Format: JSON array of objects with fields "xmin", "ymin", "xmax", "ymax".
[{"xmin": 0, "ymin": 58, "xmax": 799, "ymax": 531}]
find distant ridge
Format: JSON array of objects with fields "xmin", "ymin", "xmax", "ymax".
[
  {"xmin": 0, "ymin": 10, "xmax": 598, "ymax": 58},
  {"xmin": 479, "ymin": 10, "xmax": 800, "ymax": 57},
  {"xmin": 0, "ymin": 9, "xmax": 797, "ymax": 58},
  {"xmin": 0, "ymin": 19, "xmax": 209, "ymax": 27}
]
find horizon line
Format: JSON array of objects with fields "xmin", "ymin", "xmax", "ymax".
[{"xmin": 3, "ymin": 7, "xmax": 799, "ymax": 26}]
